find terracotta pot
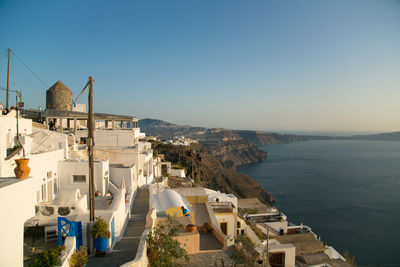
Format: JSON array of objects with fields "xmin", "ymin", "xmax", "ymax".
[
  {"xmin": 185, "ymin": 224, "xmax": 196, "ymax": 232},
  {"xmin": 14, "ymin": 158, "xmax": 30, "ymax": 179}
]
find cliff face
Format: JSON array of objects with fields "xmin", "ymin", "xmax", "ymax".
[
  {"xmin": 196, "ymin": 128, "xmax": 267, "ymax": 169},
  {"xmin": 139, "ymin": 119, "xmax": 307, "ymax": 204},
  {"xmin": 139, "ymin": 119, "xmax": 306, "ymax": 169},
  {"xmin": 153, "ymin": 142, "xmax": 275, "ymax": 204}
]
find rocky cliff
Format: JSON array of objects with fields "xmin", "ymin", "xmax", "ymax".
[
  {"xmin": 139, "ymin": 119, "xmax": 306, "ymax": 169},
  {"xmin": 153, "ymin": 142, "xmax": 275, "ymax": 204}
]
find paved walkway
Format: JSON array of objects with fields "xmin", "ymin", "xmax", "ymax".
[
  {"xmin": 199, "ymin": 232, "xmax": 223, "ymax": 251},
  {"xmin": 87, "ymin": 187, "xmax": 149, "ymax": 267},
  {"xmin": 192, "ymin": 203, "xmax": 211, "ymax": 226}
]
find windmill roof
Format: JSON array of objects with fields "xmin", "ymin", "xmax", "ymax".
[{"xmin": 47, "ymin": 80, "xmax": 72, "ymax": 93}]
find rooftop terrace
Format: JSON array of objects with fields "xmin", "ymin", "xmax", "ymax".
[{"xmin": 210, "ymin": 201, "xmax": 234, "ymax": 213}]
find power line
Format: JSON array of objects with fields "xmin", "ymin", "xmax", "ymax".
[
  {"xmin": 0, "ymin": 86, "xmax": 18, "ymax": 93},
  {"xmin": 30, "ymin": 130, "xmax": 55, "ymax": 153},
  {"xmin": 10, "ymin": 49, "xmax": 50, "ymax": 88}
]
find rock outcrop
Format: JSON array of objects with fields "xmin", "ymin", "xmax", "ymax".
[{"xmin": 153, "ymin": 142, "xmax": 275, "ymax": 204}]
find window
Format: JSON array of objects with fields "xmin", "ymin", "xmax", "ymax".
[
  {"xmin": 41, "ymin": 184, "xmax": 46, "ymax": 201},
  {"xmin": 58, "ymin": 207, "xmax": 71, "ymax": 216},
  {"xmin": 80, "ymin": 137, "xmax": 87, "ymax": 144},
  {"xmin": 54, "ymin": 180, "xmax": 58, "ymax": 194},
  {"xmin": 47, "ymin": 171, "xmax": 52, "ymax": 178},
  {"xmin": 73, "ymin": 175, "xmax": 86, "ymax": 183}
]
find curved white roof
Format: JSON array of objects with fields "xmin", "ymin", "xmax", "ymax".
[{"xmin": 153, "ymin": 189, "xmax": 192, "ymax": 213}]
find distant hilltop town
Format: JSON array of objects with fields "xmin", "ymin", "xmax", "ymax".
[
  {"xmin": 0, "ymin": 80, "xmax": 352, "ymax": 267},
  {"xmin": 162, "ymin": 135, "xmax": 199, "ymax": 146}
]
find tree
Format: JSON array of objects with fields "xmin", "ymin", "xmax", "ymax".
[{"xmin": 146, "ymin": 216, "xmax": 188, "ymax": 267}]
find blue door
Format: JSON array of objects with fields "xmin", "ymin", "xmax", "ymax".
[
  {"xmin": 58, "ymin": 217, "xmax": 83, "ymax": 249},
  {"xmin": 110, "ymin": 217, "xmax": 115, "ymax": 245}
]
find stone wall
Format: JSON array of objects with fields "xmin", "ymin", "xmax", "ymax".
[{"xmin": 46, "ymin": 89, "xmax": 73, "ymax": 111}]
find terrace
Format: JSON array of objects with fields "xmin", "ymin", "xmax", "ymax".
[
  {"xmin": 210, "ymin": 201, "xmax": 234, "ymax": 213},
  {"xmin": 247, "ymin": 212, "xmax": 286, "ymax": 223}
]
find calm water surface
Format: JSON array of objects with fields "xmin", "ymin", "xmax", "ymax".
[{"xmin": 237, "ymin": 140, "xmax": 400, "ymax": 266}]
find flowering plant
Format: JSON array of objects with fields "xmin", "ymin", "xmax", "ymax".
[{"xmin": 29, "ymin": 245, "xmax": 65, "ymax": 267}]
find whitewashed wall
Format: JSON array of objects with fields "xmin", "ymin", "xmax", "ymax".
[
  {"xmin": 75, "ymin": 130, "xmax": 141, "ymax": 147},
  {"xmin": 58, "ymin": 159, "xmax": 109, "ymax": 196},
  {"xmin": 170, "ymin": 168, "xmax": 185, "ymax": 178},
  {"xmin": 109, "ymin": 165, "xmax": 137, "ymax": 194},
  {"xmin": 0, "ymin": 178, "xmax": 36, "ymax": 267},
  {"xmin": 29, "ymin": 149, "xmax": 65, "ymax": 203},
  {"xmin": 0, "ymin": 116, "xmax": 32, "ymax": 177},
  {"xmin": 215, "ymin": 213, "xmax": 236, "ymax": 238}
]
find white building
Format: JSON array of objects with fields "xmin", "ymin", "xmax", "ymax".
[
  {"xmin": 0, "ymin": 177, "xmax": 37, "ymax": 267},
  {"xmin": 1, "ymin": 107, "xmax": 181, "ymax": 266},
  {"xmin": 0, "ymin": 114, "xmax": 67, "ymax": 266},
  {"xmin": 109, "ymin": 164, "xmax": 137, "ymax": 194},
  {"xmin": 174, "ymin": 187, "xmax": 239, "ymax": 239},
  {"xmin": 58, "ymin": 159, "xmax": 109, "ymax": 196},
  {"xmin": 170, "ymin": 168, "xmax": 185, "ymax": 178},
  {"xmin": 94, "ymin": 141, "xmax": 154, "ymax": 186},
  {"xmin": 263, "ymin": 239, "xmax": 296, "ymax": 267}
]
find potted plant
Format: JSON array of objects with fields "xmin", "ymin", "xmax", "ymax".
[
  {"xmin": 91, "ymin": 216, "xmax": 111, "ymax": 253},
  {"xmin": 200, "ymin": 222, "xmax": 212, "ymax": 234},
  {"xmin": 69, "ymin": 246, "xmax": 88, "ymax": 267},
  {"xmin": 185, "ymin": 224, "xmax": 196, "ymax": 232}
]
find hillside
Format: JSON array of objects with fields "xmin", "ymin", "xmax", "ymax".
[
  {"xmin": 152, "ymin": 142, "xmax": 275, "ymax": 204},
  {"xmin": 139, "ymin": 118, "xmax": 307, "ymax": 168}
]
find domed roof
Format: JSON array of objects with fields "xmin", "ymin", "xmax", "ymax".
[
  {"xmin": 153, "ymin": 189, "xmax": 192, "ymax": 213},
  {"xmin": 47, "ymin": 80, "xmax": 72, "ymax": 94}
]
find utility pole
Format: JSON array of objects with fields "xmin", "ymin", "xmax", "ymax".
[
  {"xmin": 265, "ymin": 228, "xmax": 270, "ymax": 267},
  {"xmin": 6, "ymin": 48, "xmax": 11, "ymax": 109},
  {"xmin": 191, "ymin": 152, "xmax": 194, "ymax": 181},
  {"xmin": 88, "ymin": 76, "xmax": 95, "ymax": 221},
  {"xmin": 87, "ymin": 76, "xmax": 95, "ymax": 254},
  {"xmin": 155, "ymin": 164, "xmax": 159, "ymax": 194},
  {"xmin": 15, "ymin": 89, "xmax": 25, "ymax": 157},
  {"xmin": 16, "ymin": 90, "xmax": 19, "ymax": 141}
]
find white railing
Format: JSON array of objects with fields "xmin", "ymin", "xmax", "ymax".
[{"xmin": 59, "ymin": 236, "xmax": 76, "ymax": 267}]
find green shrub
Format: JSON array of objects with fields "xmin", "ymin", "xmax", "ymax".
[
  {"xmin": 230, "ymin": 236, "xmax": 262, "ymax": 267},
  {"xmin": 239, "ymin": 208, "xmax": 259, "ymax": 215},
  {"xmin": 91, "ymin": 216, "xmax": 111, "ymax": 239},
  {"xmin": 146, "ymin": 216, "xmax": 188, "ymax": 266},
  {"xmin": 29, "ymin": 245, "xmax": 65, "ymax": 267},
  {"xmin": 248, "ymin": 223, "xmax": 267, "ymax": 240},
  {"xmin": 69, "ymin": 246, "xmax": 88, "ymax": 267}
]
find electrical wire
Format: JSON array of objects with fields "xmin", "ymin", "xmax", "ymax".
[
  {"xmin": 30, "ymin": 130, "xmax": 55, "ymax": 152},
  {"xmin": 0, "ymin": 86, "xmax": 18, "ymax": 93},
  {"xmin": 10, "ymin": 49, "xmax": 50, "ymax": 88}
]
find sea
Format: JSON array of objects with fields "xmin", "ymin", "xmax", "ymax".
[{"xmin": 237, "ymin": 140, "xmax": 400, "ymax": 266}]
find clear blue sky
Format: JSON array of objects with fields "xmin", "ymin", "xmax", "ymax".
[{"xmin": 1, "ymin": 0, "xmax": 399, "ymax": 132}]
